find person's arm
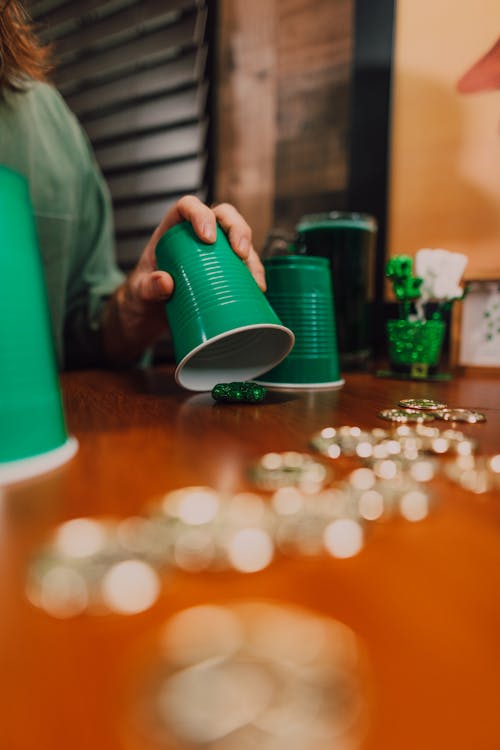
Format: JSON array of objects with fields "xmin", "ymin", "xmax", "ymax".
[
  {"xmin": 64, "ymin": 142, "xmax": 125, "ymax": 369},
  {"xmin": 100, "ymin": 196, "xmax": 266, "ymax": 367},
  {"xmin": 65, "ymin": 132, "xmax": 264, "ymax": 368}
]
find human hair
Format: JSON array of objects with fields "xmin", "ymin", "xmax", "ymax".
[{"xmin": 0, "ymin": 0, "xmax": 52, "ymax": 90}]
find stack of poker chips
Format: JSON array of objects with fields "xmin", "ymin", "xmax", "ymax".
[
  {"xmin": 378, "ymin": 398, "xmax": 486, "ymax": 424},
  {"xmin": 131, "ymin": 601, "xmax": 368, "ymax": 750}
]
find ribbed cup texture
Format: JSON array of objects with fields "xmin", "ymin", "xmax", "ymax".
[
  {"xmin": 259, "ymin": 256, "xmax": 341, "ymax": 385},
  {"xmin": 0, "ymin": 166, "xmax": 67, "ymax": 462},
  {"xmin": 155, "ymin": 222, "xmax": 294, "ymax": 390}
]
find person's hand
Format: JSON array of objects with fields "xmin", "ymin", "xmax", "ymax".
[
  {"xmin": 101, "ymin": 196, "xmax": 265, "ymax": 365},
  {"xmin": 130, "ymin": 195, "xmax": 266, "ymax": 304}
]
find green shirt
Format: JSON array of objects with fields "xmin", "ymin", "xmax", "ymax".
[{"xmin": 0, "ymin": 81, "xmax": 124, "ymax": 368}]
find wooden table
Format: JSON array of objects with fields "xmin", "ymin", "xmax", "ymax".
[{"xmin": 1, "ymin": 367, "xmax": 499, "ymax": 750}]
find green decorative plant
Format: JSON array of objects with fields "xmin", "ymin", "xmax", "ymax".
[
  {"xmin": 385, "ymin": 256, "xmax": 423, "ymax": 321},
  {"xmin": 385, "ymin": 249, "xmax": 469, "ymax": 377},
  {"xmin": 386, "ymin": 249, "xmax": 468, "ymax": 323}
]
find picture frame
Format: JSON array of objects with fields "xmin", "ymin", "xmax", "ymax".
[{"xmin": 457, "ymin": 280, "xmax": 500, "ymax": 368}]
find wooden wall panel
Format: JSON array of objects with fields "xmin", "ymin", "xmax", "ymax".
[
  {"xmin": 274, "ymin": 0, "xmax": 353, "ymax": 228},
  {"xmin": 215, "ymin": 0, "xmax": 278, "ymax": 253},
  {"xmin": 215, "ymin": 0, "xmax": 354, "ymax": 251}
]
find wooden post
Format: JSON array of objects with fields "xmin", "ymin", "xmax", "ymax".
[{"xmin": 214, "ymin": 0, "xmax": 278, "ymax": 253}]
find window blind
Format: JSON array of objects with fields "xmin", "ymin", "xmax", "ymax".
[{"xmin": 29, "ymin": 0, "xmax": 212, "ymax": 270}]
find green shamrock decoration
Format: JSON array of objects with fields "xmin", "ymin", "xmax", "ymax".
[{"xmin": 386, "ymin": 256, "xmax": 423, "ymax": 320}]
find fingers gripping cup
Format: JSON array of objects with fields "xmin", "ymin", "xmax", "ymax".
[
  {"xmin": 256, "ymin": 256, "xmax": 344, "ymax": 389},
  {"xmin": 155, "ymin": 222, "xmax": 294, "ymax": 391},
  {"xmin": 0, "ymin": 166, "xmax": 77, "ymax": 484}
]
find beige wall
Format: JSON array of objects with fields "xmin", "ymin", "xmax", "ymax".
[{"xmin": 388, "ymin": 0, "xmax": 500, "ymax": 280}]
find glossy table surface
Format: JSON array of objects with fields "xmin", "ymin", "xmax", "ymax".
[{"xmin": 1, "ymin": 367, "xmax": 499, "ymax": 750}]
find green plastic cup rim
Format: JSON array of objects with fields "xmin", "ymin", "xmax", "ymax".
[
  {"xmin": 174, "ymin": 323, "xmax": 295, "ymax": 391},
  {"xmin": 254, "ymin": 377, "xmax": 345, "ymax": 390},
  {"xmin": 387, "ymin": 318, "xmax": 445, "ymax": 329},
  {"xmin": 0, "ymin": 436, "xmax": 78, "ymax": 486},
  {"xmin": 297, "ymin": 211, "xmax": 377, "ymax": 232},
  {"xmin": 263, "ymin": 255, "xmax": 330, "ymax": 268}
]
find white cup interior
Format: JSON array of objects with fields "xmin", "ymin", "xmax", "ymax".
[{"xmin": 175, "ymin": 324, "xmax": 295, "ymax": 391}]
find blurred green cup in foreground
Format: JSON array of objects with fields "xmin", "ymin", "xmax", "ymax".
[{"xmin": 0, "ymin": 166, "xmax": 77, "ymax": 484}]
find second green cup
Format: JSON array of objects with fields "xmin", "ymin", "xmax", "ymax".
[
  {"xmin": 155, "ymin": 222, "xmax": 294, "ymax": 391},
  {"xmin": 256, "ymin": 255, "xmax": 343, "ymax": 389}
]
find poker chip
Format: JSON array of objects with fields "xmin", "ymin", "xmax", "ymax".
[
  {"xmin": 445, "ymin": 454, "xmax": 500, "ymax": 493},
  {"xmin": 435, "ymin": 408, "xmax": 486, "ymax": 424},
  {"xmin": 156, "ymin": 487, "xmax": 276, "ymax": 573},
  {"xmin": 398, "ymin": 398, "xmax": 447, "ymax": 411},
  {"xmin": 250, "ymin": 452, "xmax": 331, "ymax": 492},
  {"xmin": 310, "ymin": 425, "xmax": 383, "ymax": 459},
  {"xmin": 378, "ymin": 408, "xmax": 435, "ymax": 423},
  {"xmin": 134, "ymin": 601, "xmax": 368, "ymax": 750},
  {"xmin": 26, "ymin": 517, "xmax": 163, "ymax": 618}
]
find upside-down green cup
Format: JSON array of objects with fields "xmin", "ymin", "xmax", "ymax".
[
  {"xmin": 155, "ymin": 221, "xmax": 294, "ymax": 391},
  {"xmin": 256, "ymin": 255, "xmax": 344, "ymax": 389},
  {"xmin": 0, "ymin": 166, "xmax": 77, "ymax": 484}
]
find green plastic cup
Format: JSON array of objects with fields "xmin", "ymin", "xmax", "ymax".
[
  {"xmin": 0, "ymin": 166, "xmax": 77, "ymax": 484},
  {"xmin": 297, "ymin": 211, "xmax": 377, "ymax": 369},
  {"xmin": 256, "ymin": 256, "xmax": 344, "ymax": 389},
  {"xmin": 155, "ymin": 221, "xmax": 294, "ymax": 391}
]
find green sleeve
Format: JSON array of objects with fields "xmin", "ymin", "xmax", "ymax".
[{"xmin": 64, "ymin": 135, "xmax": 125, "ymax": 368}]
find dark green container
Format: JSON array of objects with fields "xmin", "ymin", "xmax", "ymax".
[
  {"xmin": 297, "ymin": 211, "xmax": 377, "ymax": 370},
  {"xmin": 0, "ymin": 166, "xmax": 76, "ymax": 480},
  {"xmin": 155, "ymin": 222, "xmax": 294, "ymax": 391},
  {"xmin": 257, "ymin": 256, "xmax": 343, "ymax": 388}
]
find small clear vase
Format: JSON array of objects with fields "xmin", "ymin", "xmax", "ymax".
[{"xmin": 386, "ymin": 319, "xmax": 446, "ymax": 379}]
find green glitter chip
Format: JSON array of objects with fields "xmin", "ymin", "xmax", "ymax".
[{"xmin": 211, "ymin": 382, "xmax": 267, "ymax": 404}]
